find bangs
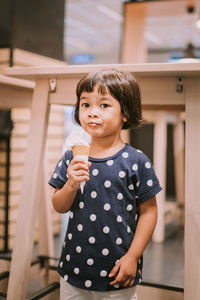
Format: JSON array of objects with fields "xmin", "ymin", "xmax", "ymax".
[{"xmin": 76, "ymin": 72, "xmax": 111, "ymax": 99}]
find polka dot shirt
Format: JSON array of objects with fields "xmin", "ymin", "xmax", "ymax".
[{"xmin": 48, "ymin": 144, "xmax": 162, "ymax": 291}]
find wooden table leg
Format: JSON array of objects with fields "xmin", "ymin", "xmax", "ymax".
[
  {"xmin": 7, "ymin": 79, "xmax": 50, "ymax": 300},
  {"xmin": 184, "ymin": 78, "xmax": 200, "ymax": 300},
  {"xmin": 173, "ymin": 115, "xmax": 185, "ymax": 226},
  {"xmin": 37, "ymin": 154, "xmax": 54, "ymax": 258},
  {"xmin": 152, "ymin": 113, "xmax": 167, "ymax": 243}
]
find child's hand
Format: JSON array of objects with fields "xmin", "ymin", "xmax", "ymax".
[
  {"xmin": 67, "ymin": 157, "xmax": 91, "ymax": 191},
  {"xmin": 109, "ymin": 253, "xmax": 137, "ymax": 288}
]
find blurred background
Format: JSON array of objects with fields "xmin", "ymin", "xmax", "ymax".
[{"xmin": 1, "ymin": 0, "xmax": 200, "ymax": 64}]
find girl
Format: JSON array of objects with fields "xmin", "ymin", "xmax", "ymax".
[{"xmin": 49, "ymin": 69, "xmax": 162, "ymax": 299}]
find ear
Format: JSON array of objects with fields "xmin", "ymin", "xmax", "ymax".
[{"xmin": 122, "ymin": 115, "xmax": 127, "ymax": 123}]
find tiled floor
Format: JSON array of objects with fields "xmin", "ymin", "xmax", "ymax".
[{"xmin": 142, "ymin": 220, "xmax": 184, "ymax": 288}]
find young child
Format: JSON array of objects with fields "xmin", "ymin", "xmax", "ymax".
[{"xmin": 48, "ymin": 69, "xmax": 162, "ymax": 299}]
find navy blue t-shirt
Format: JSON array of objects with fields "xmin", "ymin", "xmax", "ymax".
[{"xmin": 48, "ymin": 144, "xmax": 162, "ymax": 291}]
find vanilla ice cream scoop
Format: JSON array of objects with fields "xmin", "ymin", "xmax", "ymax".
[{"xmin": 66, "ymin": 131, "xmax": 90, "ymax": 193}]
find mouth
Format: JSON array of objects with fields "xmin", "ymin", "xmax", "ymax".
[{"xmin": 87, "ymin": 121, "xmax": 100, "ymax": 127}]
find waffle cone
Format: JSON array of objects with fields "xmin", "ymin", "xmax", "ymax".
[{"xmin": 72, "ymin": 145, "xmax": 90, "ymax": 157}]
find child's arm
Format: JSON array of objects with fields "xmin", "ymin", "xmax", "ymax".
[
  {"xmin": 52, "ymin": 157, "xmax": 91, "ymax": 213},
  {"xmin": 109, "ymin": 196, "xmax": 157, "ymax": 287}
]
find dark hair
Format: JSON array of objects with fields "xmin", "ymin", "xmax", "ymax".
[{"xmin": 74, "ymin": 68, "xmax": 142, "ymax": 129}]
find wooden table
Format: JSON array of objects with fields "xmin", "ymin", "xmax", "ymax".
[{"xmin": 4, "ymin": 63, "xmax": 200, "ymax": 300}]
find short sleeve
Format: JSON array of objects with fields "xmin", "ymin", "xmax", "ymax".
[
  {"xmin": 48, "ymin": 150, "xmax": 73, "ymax": 189},
  {"xmin": 134, "ymin": 153, "xmax": 162, "ymax": 203}
]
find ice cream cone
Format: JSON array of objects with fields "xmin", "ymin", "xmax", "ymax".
[
  {"xmin": 66, "ymin": 131, "xmax": 90, "ymax": 194},
  {"xmin": 72, "ymin": 145, "xmax": 90, "ymax": 157},
  {"xmin": 72, "ymin": 144, "xmax": 90, "ymax": 193}
]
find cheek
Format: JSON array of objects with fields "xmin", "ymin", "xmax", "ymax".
[{"xmin": 78, "ymin": 111, "xmax": 87, "ymax": 126}]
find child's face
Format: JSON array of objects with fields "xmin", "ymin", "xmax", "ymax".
[{"xmin": 78, "ymin": 85, "xmax": 127, "ymax": 139}]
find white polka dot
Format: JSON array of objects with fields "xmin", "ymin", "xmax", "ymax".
[
  {"xmin": 104, "ymin": 180, "xmax": 111, "ymax": 188},
  {"xmin": 119, "ymin": 171, "xmax": 125, "ymax": 178},
  {"xmin": 137, "ymin": 149, "xmax": 142, "ymax": 153},
  {"xmin": 66, "ymin": 254, "xmax": 70, "ymax": 261},
  {"xmin": 64, "ymin": 275, "xmax": 68, "ymax": 281},
  {"xmin": 79, "ymin": 201, "xmax": 84, "ymax": 209},
  {"xmin": 74, "ymin": 268, "xmax": 79, "ymax": 274},
  {"xmin": 103, "ymin": 226, "xmax": 110, "ymax": 233},
  {"xmin": 122, "ymin": 152, "xmax": 129, "ymax": 158},
  {"xmin": 145, "ymin": 162, "xmax": 151, "ymax": 169},
  {"xmin": 66, "ymin": 160, "xmax": 70, "ymax": 165},
  {"xmin": 128, "ymin": 184, "xmax": 134, "ymax": 190},
  {"xmin": 87, "ymin": 258, "xmax": 94, "ymax": 265},
  {"xmin": 76, "ymin": 246, "xmax": 82, "ymax": 253},
  {"xmin": 127, "ymin": 226, "xmax": 131, "ymax": 233},
  {"xmin": 107, "ymin": 160, "xmax": 113, "ymax": 166},
  {"xmin": 92, "ymin": 169, "xmax": 99, "ymax": 176},
  {"xmin": 53, "ymin": 173, "xmax": 57, "ymax": 179},
  {"xmin": 135, "ymin": 214, "xmax": 138, "ymax": 222},
  {"xmin": 117, "ymin": 193, "xmax": 123, "ymax": 200},
  {"xmin": 70, "ymin": 211, "xmax": 73, "ymax": 219},
  {"xmin": 102, "ymin": 248, "xmax": 109, "ymax": 256},
  {"xmin": 60, "ymin": 261, "xmax": 63, "ymax": 268},
  {"xmin": 66, "ymin": 173, "xmax": 68, "ymax": 178},
  {"xmin": 132, "ymin": 164, "xmax": 138, "ymax": 171},
  {"xmin": 63, "ymin": 241, "xmax": 66, "ymax": 248},
  {"xmin": 127, "ymin": 204, "xmax": 133, "ymax": 211},
  {"xmin": 85, "ymin": 280, "xmax": 92, "ymax": 288},
  {"xmin": 136, "ymin": 181, "xmax": 140, "ymax": 187},
  {"xmin": 117, "ymin": 215, "xmax": 122, "ymax": 222},
  {"xmin": 116, "ymin": 238, "xmax": 122, "ymax": 245},
  {"xmin": 68, "ymin": 233, "xmax": 72, "ymax": 240},
  {"xmin": 91, "ymin": 191, "xmax": 97, "ymax": 198},
  {"xmin": 115, "ymin": 259, "xmax": 120, "ymax": 265},
  {"xmin": 58, "ymin": 161, "xmax": 62, "ymax": 167},
  {"xmin": 77, "ymin": 224, "xmax": 83, "ymax": 231},
  {"xmin": 100, "ymin": 270, "xmax": 107, "ymax": 277},
  {"xmin": 104, "ymin": 203, "xmax": 111, "ymax": 211},
  {"xmin": 90, "ymin": 214, "xmax": 96, "ymax": 221},
  {"xmin": 139, "ymin": 278, "xmax": 142, "ymax": 284},
  {"xmin": 147, "ymin": 179, "xmax": 153, "ymax": 186},
  {"xmin": 88, "ymin": 237, "xmax": 95, "ymax": 244},
  {"xmin": 138, "ymin": 258, "xmax": 141, "ymax": 264},
  {"xmin": 114, "ymin": 284, "xmax": 120, "ymax": 288}
]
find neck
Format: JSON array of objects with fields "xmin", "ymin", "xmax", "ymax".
[{"xmin": 89, "ymin": 135, "xmax": 125, "ymax": 158}]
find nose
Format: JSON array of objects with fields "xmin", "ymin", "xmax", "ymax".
[{"xmin": 88, "ymin": 106, "xmax": 99, "ymax": 117}]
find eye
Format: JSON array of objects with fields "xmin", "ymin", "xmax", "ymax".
[
  {"xmin": 81, "ymin": 102, "xmax": 89, "ymax": 108},
  {"xmin": 100, "ymin": 103, "xmax": 109, "ymax": 108}
]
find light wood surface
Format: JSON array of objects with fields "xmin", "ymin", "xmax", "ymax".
[
  {"xmin": 3, "ymin": 62, "xmax": 200, "ymax": 299},
  {"xmin": 4, "ymin": 62, "xmax": 200, "ymax": 78}
]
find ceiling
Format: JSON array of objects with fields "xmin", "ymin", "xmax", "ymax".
[{"xmin": 64, "ymin": 0, "xmax": 200, "ymax": 64}]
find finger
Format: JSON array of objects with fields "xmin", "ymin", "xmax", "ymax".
[
  {"xmin": 109, "ymin": 270, "xmax": 124, "ymax": 286},
  {"xmin": 123, "ymin": 277, "xmax": 133, "ymax": 287},
  {"xmin": 71, "ymin": 162, "xmax": 89, "ymax": 171},
  {"xmin": 71, "ymin": 157, "xmax": 88, "ymax": 166},
  {"xmin": 71, "ymin": 172, "xmax": 90, "ymax": 181},
  {"xmin": 129, "ymin": 278, "xmax": 135, "ymax": 287},
  {"xmin": 108, "ymin": 264, "xmax": 120, "ymax": 279}
]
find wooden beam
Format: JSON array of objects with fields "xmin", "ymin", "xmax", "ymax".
[{"xmin": 7, "ymin": 79, "xmax": 50, "ymax": 300}]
